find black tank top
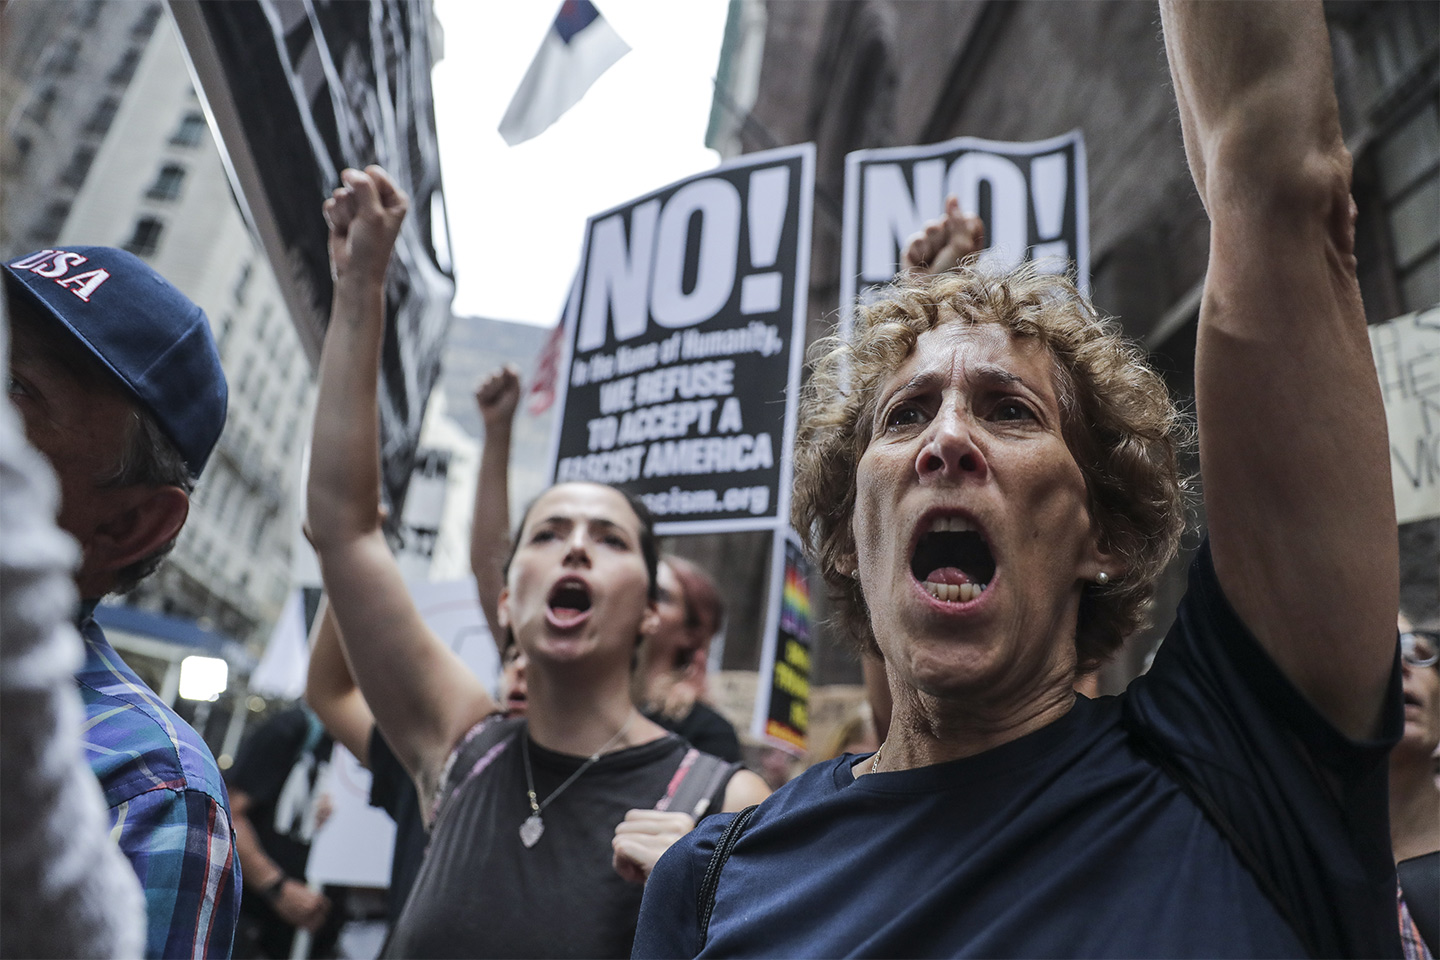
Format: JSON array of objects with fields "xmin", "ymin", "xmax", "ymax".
[{"xmin": 384, "ymin": 717, "xmax": 723, "ymax": 959}]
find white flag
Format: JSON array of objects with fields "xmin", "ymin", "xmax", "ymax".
[
  {"xmin": 249, "ymin": 588, "xmax": 309, "ymax": 699},
  {"xmin": 498, "ymin": 1, "xmax": 630, "ymax": 146}
]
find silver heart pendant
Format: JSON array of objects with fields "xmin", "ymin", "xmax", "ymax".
[{"xmin": 519, "ymin": 814, "xmax": 544, "ymax": 848}]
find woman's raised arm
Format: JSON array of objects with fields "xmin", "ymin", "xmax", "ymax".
[
  {"xmin": 307, "ymin": 166, "xmax": 496, "ymax": 800},
  {"xmin": 1163, "ymin": 0, "xmax": 1398, "ymax": 739}
]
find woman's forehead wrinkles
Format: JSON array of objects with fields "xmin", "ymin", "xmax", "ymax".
[{"xmin": 882, "ymin": 346, "xmax": 1037, "ymax": 401}]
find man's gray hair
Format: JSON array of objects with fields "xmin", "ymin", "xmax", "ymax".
[{"xmin": 102, "ymin": 406, "xmax": 195, "ymax": 594}]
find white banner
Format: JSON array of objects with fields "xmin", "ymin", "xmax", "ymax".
[{"xmin": 1370, "ymin": 305, "xmax": 1440, "ymax": 524}]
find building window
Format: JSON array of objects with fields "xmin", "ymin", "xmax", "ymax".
[
  {"xmin": 132, "ymin": 4, "xmax": 162, "ymax": 39},
  {"xmin": 35, "ymin": 201, "xmax": 72, "ymax": 241},
  {"xmin": 1379, "ymin": 103, "xmax": 1439, "ymax": 311},
  {"xmin": 108, "ymin": 48, "xmax": 142, "ymax": 85},
  {"xmin": 1343, "ymin": 2, "xmax": 1439, "ymax": 317},
  {"xmin": 237, "ymin": 353, "xmax": 255, "ymax": 394},
  {"xmin": 49, "ymin": 38, "xmax": 81, "ymax": 75},
  {"xmin": 146, "ymin": 163, "xmax": 187, "ymax": 201},
  {"xmin": 249, "ymin": 513, "xmax": 270, "ymax": 551},
  {"xmin": 233, "ymin": 262, "xmax": 253, "ymax": 305},
  {"xmin": 170, "ymin": 111, "xmax": 207, "ymax": 147},
  {"xmin": 83, "ymin": 96, "xmax": 120, "ymax": 137},
  {"xmin": 124, "ymin": 216, "xmax": 164, "ymax": 257},
  {"xmin": 252, "ymin": 376, "xmax": 269, "ymax": 417},
  {"xmin": 23, "ymin": 86, "xmax": 57, "ymax": 125},
  {"xmin": 59, "ymin": 146, "xmax": 96, "ymax": 189},
  {"xmin": 12, "ymin": 135, "xmax": 33, "ymax": 175}
]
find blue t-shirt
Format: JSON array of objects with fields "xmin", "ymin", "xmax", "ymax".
[{"xmin": 635, "ymin": 543, "xmax": 1402, "ymax": 958}]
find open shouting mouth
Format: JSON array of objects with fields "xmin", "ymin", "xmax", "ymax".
[
  {"xmin": 546, "ymin": 576, "xmax": 593, "ymax": 629},
  {"xmin": 910, "ymin": 514, "xmax": 996, "ymax": 604}
]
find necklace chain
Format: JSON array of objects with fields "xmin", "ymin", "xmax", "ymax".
[
  {"xmin": 869, "ymin": 740, "xmax": 886, "ymax": 775},
  {"xmin": 519, "ymin": 711, "xmax": 637, "ymax": 848}
]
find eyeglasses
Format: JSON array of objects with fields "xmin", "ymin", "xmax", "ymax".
[{"xmin": 1401, "ymin": 630, "xmax": 1439, "ymax": 668}]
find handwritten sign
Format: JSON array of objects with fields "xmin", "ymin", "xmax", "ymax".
[{"xmin": 1370, "ymin": 306, "xmax": 1440, "ymax": 523}]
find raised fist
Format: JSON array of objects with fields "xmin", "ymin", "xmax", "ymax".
[
  {"xmin": 900, "ymin": 194, "xmax": 985, "ymax": 277},
  {"xmin": 475, "ymin": 364, "xmax": 522, "ymax": 431}
]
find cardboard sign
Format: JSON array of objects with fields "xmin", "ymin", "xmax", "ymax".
[
  {"xmin": 1370, "ymin": 305, "xmax": 1440, "ymax": 523},
  {"xmin": 547, "ymin": 144, "xmax": 815, "ymax": 534}
]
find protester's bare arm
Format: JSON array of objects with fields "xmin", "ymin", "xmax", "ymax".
[
  {"xmin": 470, "ymin": 365, "xmax": 521, "ymax": 648},
  {"xmin": 231, "ymin": 789, "xmax": 331, "ymax": 932},
  {"xmin": 308, "ymin": 166, "xmax": 496, "ymax": 795},
  {"xmin": 900, "ymin": 195, "xmax": 985, "ymax": 276},
  {"xmin": 721, "ymin": 769, "xmax": 771, "ymax": 810},
  {"xmin": 1162, "ymin": 0, "xmax": 1397, "ymax": 740},
  {"xmin": 303, "ymin": 597, "xmax": 374, "ymax": 766}
]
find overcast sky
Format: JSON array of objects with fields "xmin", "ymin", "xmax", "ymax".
[{"xmin": 431, "ymin": 0, "xmax": 730, "ymax": 328}]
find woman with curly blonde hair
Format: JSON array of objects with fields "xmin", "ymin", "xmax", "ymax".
[{"xmin": 636, "ymin": 3, "xmax": 1403, "ymax": 956}]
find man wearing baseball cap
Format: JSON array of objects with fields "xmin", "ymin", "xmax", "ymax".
[{"xmin": 5, "ymin": 247, "xmax": 239, "ymax": 958}]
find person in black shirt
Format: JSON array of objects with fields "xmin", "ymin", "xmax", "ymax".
[
  {"xmin": 469, "ymin": 368, "xmax": 742, "ymax": 762},
  {"xmin": 305, "ymin": 598, "xmax": 530, "ymax": 928},
  {"xmin": 227, "ymin": 707, "xmax": 337, "ymax": 959},
  {"xmin": 1393, "ymin": 618, "xmax": 1439, "ymax": 955},
  {"xmin": 636, "ymin": 3, "xmax": 1403, "ymax": 956},
  {"xmin": 638, "ymin": 555, "xmax": 742, "ymax": 762},
  {"xmin": 306, "ymin": 166, "xmax": 769, "ymax": 958}
]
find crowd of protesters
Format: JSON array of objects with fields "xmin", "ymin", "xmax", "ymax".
[{"xmin": 1, "ymin": 2, "xmax": 1437, "ymax": 958}]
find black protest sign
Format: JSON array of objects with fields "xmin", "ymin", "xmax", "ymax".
[
  {"xmin": 170, "ymin": 0, "xmax": 452, "ymax": 520},
  {"xmin": 840, "ymin": 131, "xmax": 1090, "ymax": 335},
  {"xmin": 549, "ymin": 145, "xmax": 815, "ymax": 533}
]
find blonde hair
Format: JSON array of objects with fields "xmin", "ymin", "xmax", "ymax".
[{"xmin": 792, "ymin": 264, "xmax": 1189, "ymax": 670}]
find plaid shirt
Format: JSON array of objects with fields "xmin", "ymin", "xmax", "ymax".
[{"xmin": 76, "ymin": 615, "xmax": 239, "ymax": 959}]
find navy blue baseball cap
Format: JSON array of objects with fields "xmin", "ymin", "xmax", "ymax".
[{"xmin": 4, "ymin": 246, "xmax": 228, "ymax": 477}]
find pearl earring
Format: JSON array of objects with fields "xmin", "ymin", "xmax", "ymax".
[{"xmin": 1095, "ymin": 571, "xmax": 1110, "ymax": 585}]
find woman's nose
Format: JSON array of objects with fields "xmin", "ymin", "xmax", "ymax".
[{"xmin": 915, "ymin": 406, "xmax": 987, "ymax": 481}]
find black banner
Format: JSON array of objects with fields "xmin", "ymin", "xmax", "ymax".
[
  {"xmin": 548, "ymin": 145, "xmax": 814, "ymax": 533},
  {"xmin": 169, "ymin": 0, "xmax": 453, "ymax": 517}
]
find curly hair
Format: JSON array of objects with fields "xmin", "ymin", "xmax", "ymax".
[{"xmin": 792, "ymin": 264, "xmax": 1189, "ymax": 671}]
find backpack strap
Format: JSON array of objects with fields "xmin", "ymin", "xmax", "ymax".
[
  {"xmin": 1124, "ymin": 719, "xmax": 1320, "ymax": 959},
  {"xmin": 696, "ymin": 803, "xmax": 758, "ymax": 951},
  {"xmin": 656, "ymin": 747, "xmax": 741, "ymax": 821},
  {"xmin": 430, "ymin": 714, "xmax": 524, "ymax": 827}
]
